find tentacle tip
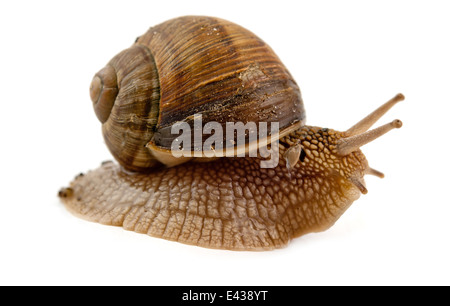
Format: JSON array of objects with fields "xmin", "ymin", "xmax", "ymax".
[
  {"xmin": 392, "ymin": 119, "xmax": 403, "ymax": 128},
  {"xmin": 350, "ymin": 177, "xmax": 368, "ymax": 194},
  {"xmin": 394, "ymin": 93, "xmax": 405, "ymax": 102},
  {"xmin": 358, "ymin": 182, "xmax": 368, "ymax": 194}
]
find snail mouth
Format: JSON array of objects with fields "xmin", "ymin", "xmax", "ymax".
[{"xmin": 90, "ymin": 65, "xmax": 119, "ymax": 123}]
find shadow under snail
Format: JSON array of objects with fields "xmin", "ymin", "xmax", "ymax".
[{"xmin": 59, "ymin": 16, "xmax": 404, "ymax": 251}]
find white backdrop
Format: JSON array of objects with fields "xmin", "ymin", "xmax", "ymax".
[{"xmin": 1, "ymin": 0, "xmax": 449, "ymax": 285}]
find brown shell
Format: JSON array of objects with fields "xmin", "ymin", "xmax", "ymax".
[
  {"xmin": 138, "ymin": 16, "xmax": 305, "ymax": 148},
  {"xmin": 96, "ymin": 16, "xmax": 305, "ymax": 171},
  {"xmin": 100, "ymin": 45, "xmax": 161, "ymax": 170}
]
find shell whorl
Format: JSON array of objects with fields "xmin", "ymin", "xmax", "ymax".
[
  {"xmin": 93, "ymin": 45, "xmax": 161, "ymax": 171},
  {"xmin": 90, "ymin": 65, "xmax": 118, "ymax": 123}
]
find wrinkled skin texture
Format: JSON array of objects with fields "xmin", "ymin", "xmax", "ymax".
[{"xmin": 59, "ymin": 126, "xmax": 367, "ymax": 251}]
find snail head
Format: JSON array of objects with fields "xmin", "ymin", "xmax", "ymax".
[{"xmin": 284, "ymin": 94, "xmax": 404, "ymax": 194}]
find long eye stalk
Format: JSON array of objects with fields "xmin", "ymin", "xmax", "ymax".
[
  {"xmin": 345, "ymin": 93, "xmax": 404, "ymax": 136},
  {"xmin": 337, "ymin": 119, "xmax": 402, "ymax": 156},
  {"xmin": 336, "ymin": 94, "xmax": 404, "ymax": 156}
]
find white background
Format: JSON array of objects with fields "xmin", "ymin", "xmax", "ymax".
[{"xmin": 1, "ymin": 0, "xmax": 449, "ymax": 285}]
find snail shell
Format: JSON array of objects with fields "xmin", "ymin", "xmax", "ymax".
[{"xmin": 90, "ymin": 16, "xmax": 305, "ymax": 171}]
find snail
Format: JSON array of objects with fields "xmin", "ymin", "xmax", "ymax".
[{"xmin": 59, "ymin": 16, "xmax": 404, "ymax": 251}]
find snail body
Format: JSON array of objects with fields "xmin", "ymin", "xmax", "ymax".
[{"xmin": 59, "ymin": 16, "xmax": 404, "ymax": 250}]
